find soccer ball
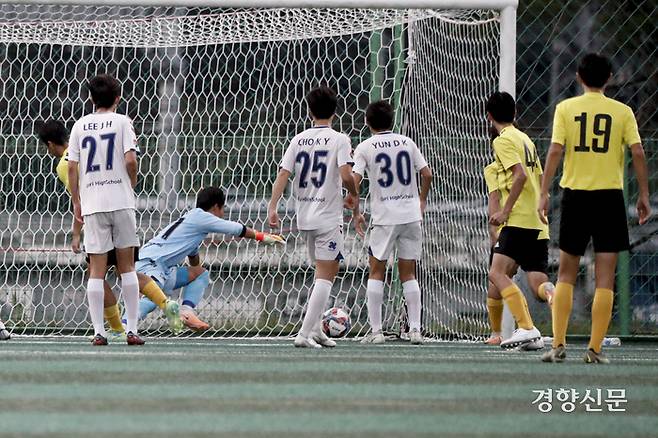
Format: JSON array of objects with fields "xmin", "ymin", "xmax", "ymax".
[{"xmin": 321, "ymin": 307, "xmax": 351, "ymax": 338}]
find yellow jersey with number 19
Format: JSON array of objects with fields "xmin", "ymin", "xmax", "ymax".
[
  {"xmin": 492, "ymin": 126, "xmax": 544, "ymax": 232},
  {"xmin": 551, "ymin": 91, "xmax": 641, "ymax": 191}
]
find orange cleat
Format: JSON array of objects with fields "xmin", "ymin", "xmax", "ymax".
[
  {"xmin": 181, "ymin": 309, "xmax": 210, "ymax": 332},
  {"xmin": 484, "ymin": 334, "xmax": 502, "ymax": 346}
]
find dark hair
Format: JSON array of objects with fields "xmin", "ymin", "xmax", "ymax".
[
  {"xmin": 88, "ymin": 74, "xmax": 121, "ymax": 109},
  {"xmin": 485, "ymin": 91, "xmax": 516, "ymax": 124},
  {"xmin": 577, "ymin": 53, "xmax": 612, "ymax": 88},
  {"xmin": 366, "ymin": 100, "xmax": 394, "ymax": 131},
  {"xmin": 196, "ymin": 187, "xmax": 226, "ymax": 211},
  {"xmin": 306, "ymin": 86, "xmax": 337, "ymax": 119},
  {"xmin": 37, "ymin": 120, "xmax": 68, "ymax": 146}
]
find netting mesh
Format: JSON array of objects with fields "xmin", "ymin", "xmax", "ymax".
[{"xmin": 0, "ymin": 5, "xmax": 500, "ymax": 339}]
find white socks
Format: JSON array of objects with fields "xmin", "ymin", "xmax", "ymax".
[
  {"xmin": 87, "ymin": 278, "xmax": 106, "ymax": 337},
  {"xmin": 300, "ymin": 279, "xmax": 332, "ymax": 338},
  {"xmin": 402, "ymin": 279, "xmax": 422, "ymax": 331},
  {"xmin": 366, "ymin": 279, "xmax": 384, "ymax": 333},
  {"xmin": 121, "ymin": 271, "xmax": 140, "ymax": 334}
]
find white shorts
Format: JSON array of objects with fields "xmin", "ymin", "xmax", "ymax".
[
  {"xmin": 369, "ymin": 221, "xmax": 422, "ymax": 261},
  {"xmin": 83, "ymin": 209, "xmax": 139, "ymax": 254},
  {"xmin": 303, "ymin": 226, "xmax": 344, "ymax": 262}
]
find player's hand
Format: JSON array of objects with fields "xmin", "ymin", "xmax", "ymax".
[
  {"xmin": 71, "ymin": 234, "xmax": 82, "ymax": 254},
  {"xmin": 489, "ymin": 210, "xmax": 508, "ymax": 226},
  {"xmin": 353, "ymin": 213, "xmax": 367, "ymax": 238},
  {"xmin": 256, "ymin": 232, "xmax": 286, "ymax": 245},
  {"xmin": 538, "ymin": 193, "xmax": 550, "ymax": 224},
  {"xmin": 420, "ymin": 199, "xmax": 427, "ymax": 215},
  {"xmin": 637, "ymin": 195, "xmax": 651, "ymax": 225},
  {"xmin": 268, "ymin": 208, "xmax": 280, "ymax": 229},
  {"xmin": 73, "ymin": 202, "xmax": 84, "ymax": 224},
  {"xmin": 344, "ymin": 193, "xmax": 358, "ymax": 210}
]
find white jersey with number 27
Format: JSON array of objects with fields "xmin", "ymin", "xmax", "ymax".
[
  {"xmin": 68, "ymin": 112, "xmax": 138, "ymax": 217},
  {"xmin": 280, "ymin": 126, "xmax": 352, "ymax": 231},
  {"xmin": 353, "ymin": 131, "xmax": 428, "ymax": 226}
]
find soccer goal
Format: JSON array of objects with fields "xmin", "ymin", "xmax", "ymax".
[{"xmin": 0, "ymin": 0, "xmax": 517, "ymax": 340}]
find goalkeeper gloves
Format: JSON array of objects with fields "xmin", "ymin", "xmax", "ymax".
[{"xmin": 255, "ymin": 232, "xmax": 285, "ymax": 245}]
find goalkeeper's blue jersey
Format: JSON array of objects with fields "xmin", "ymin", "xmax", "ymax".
[{"xmin": 139, "ymin": 208, "xmax": 245, "ymax": 269}]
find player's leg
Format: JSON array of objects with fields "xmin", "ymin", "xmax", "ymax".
[
  {"xmin": 137, "ymin": 272, "xmax": 182, "ymax": 334},
  {"xmin": 84, "ymin": 212, "xmax": 112, "ymax": 345},
  {"xmin": 543, "ymin": 188, "xmax": 589, "ymax": 362},
  {"xmin": 295, "ymin": 227, "xmax": 342, "ymax": 348},
  {"xmin": 488, "ymin": 227, "xmax": 540, "ymax": 349},
  {"xmin": 177, "ymin": 265, "xmax": 211, "ymax": 331},
  {"xmin": 112, "ymin": 209, "xmax": 143, "ymax": 345},
  {"xmin": 485, "ymin": 281, "xmax": 504, "ymax": 345},
  {"xmin": 361, "ymin": 224, "xmax": 395, "ymax": 344},
  {"xmin": 524, "ymin": 239, "xmax": 555, "ymax": 306},
  {"xmin": 102, "ymin": 279, "xmax": 127, "ymax": 342},
  {"xmin": 0, "ymin": 319, "xmax": 10, "ymax": 340},
  {"xmin": 396, "ymin": 222, "xmax": 424, "ymax": 344},
  {"xmin": 361, "ymin": 256, "xmax": 386, "ymax": 344}
]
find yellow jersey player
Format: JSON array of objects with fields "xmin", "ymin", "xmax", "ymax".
[
  {"xmin": 483, "ymin": 160, "xmax": 555, "ymax": 348},
  {"xmin": 38, "ymin": 120, "xmax": 183, "ymax": 341},
  {"xmin": 539, "ymin": 53, "xmax": 651, "ymax": 364},
  {"xmin": 485, "ymin": 91, "xmax": 543, "ymax": 350}
]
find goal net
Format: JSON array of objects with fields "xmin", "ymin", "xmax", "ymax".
[{"xmin": 0, "ymin": 4, "xmax": 501, "ymax": 340}]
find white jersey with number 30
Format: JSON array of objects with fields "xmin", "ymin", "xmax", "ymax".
[
  {"xmin": 353, "ymin": 131, "xmax": 428, "ymax": 226},
  {"xmin": 68, "ymin": 112, "xmax": 138, "ymax": 216},
  {"xmin": 280, "ymin": 126, "xmax": 352, "ymax": 231}
]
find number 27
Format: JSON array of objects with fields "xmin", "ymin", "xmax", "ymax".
[{"xmin": 81, "ymin": 133, "xmax": 116, "ymax": 173}]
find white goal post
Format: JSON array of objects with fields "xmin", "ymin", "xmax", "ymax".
[{"xmin": 0, "ymin": 0, "xmax": 517, "ymax": 340}]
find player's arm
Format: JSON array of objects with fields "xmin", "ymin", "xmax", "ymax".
[
  {"xmin": 67, "ymin": 129, "xmax": 83, "ymax": 224},
  {"xmin": 71, "ymin": 217, "xmax": 83, "ymax": 254},
  {"xmin": 125, "ymin": 150, "xmax": 138, "ymax": 188},
  {"xmin": 122, "ymin": 118, "xmax": 139, "ymax": 188},
  {"xmin": 487, "ymin": 191, "xmax": 501, "ymax": 247},
  {"xmin": 490, "ymin": 163, "xmax": 526, "ymax": 226},
  {"xmin": 419, "ymin": 166, "xmax": 433, "ymax": 214},
  {"xmin": 340, "ymin": 164, "xmax": 359, "ymax": 211},
  {"xmin": 538, "ymin": 142, "xmax": 564, "ymax": 223},
  {"xmin": 268, "ymin": 168, "xmax": 291, "ymax": 229},
  {"xmin": 350, "ymin": 146, "xmax": 367, "ymax": 237},
  {"xmin": 630, "ymin": 143, "xmax": 651, "ymax": 224},
  {"xmin": 203, "ymin": 215, "xmax": 284, "ymax": 245}
]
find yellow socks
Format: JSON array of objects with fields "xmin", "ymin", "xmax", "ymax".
[
  {"xmin": 487, "ymin": 298, "xmax": 503, "ymax": 333},
  {"xmin": 500, "ymin": 284, "xmax": 534, "ymax": 330},
  {"xmin": 589, "ymin": 288, "xmax": 614, "ymax": 353},
  {"xmin": 552, "ymin": 282, "xmax": 574, "ymax": 348},
  {"xmin": 142, "ymin": 280, "xmax": 168, "ymax": 310},
  {"xmin": 103, "ymin": 304, "xmax": 125, "ymax": 332}
]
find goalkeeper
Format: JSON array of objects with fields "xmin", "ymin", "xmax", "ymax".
[{"xmin": 136, "ymin": 187, "xmax": 284, "ymax": 331}]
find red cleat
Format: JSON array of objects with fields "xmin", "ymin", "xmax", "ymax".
[
  {"xmin": 91, "ymin": 334, "xmax": 108, "ymax": 346},
  {"xmin": 126, "ymin": 332, "xmax": 145, "ymax": 345}
]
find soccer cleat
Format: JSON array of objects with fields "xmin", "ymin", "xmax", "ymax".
[
  {"xmin": 360, "ymin": 331, "xmax": 385, "ymax": 344},
  {"xmin": 164, "ymin": 300, "xmax": 183, "ymax": 334},
  {"xmin": 126, "ymin": 331, "xmax": 145, "ymax": 345},
  {"xmin": 541, "ymin": 345, "xmax": 567, "ymax": 363},
  {"xmin": 106, "ymin": 330, "xmax": 127, "ymax": 343},
  {"xmin": 500, "ymin": 326, "xmax": 541, "ymax": 350},
  {"xmin": 410, "ymin": 328, "xmax": 423, "ymax": 345},
  {"xmin": 484, "ymin": 334, "xmax": 502, "ymax": 346},
  {"xmin": 584, "ymin": 348, "xmax": 610, "ymax": 364},
  {"xmin": 180, "ymin": 308, "xmax": 210, "ymax": 332},
  {"xmin": 91, "ymin": 334, "xmax": 108, "ymax": 346},
  {"xmin": 311, "ymin": 330, "xmax": 336, "ymax": 348},
  {"xmin": 520, "ymin": 337, "xmax": 545, "ymax": 351},
  {"xmin": 293, "ymin": 334, "xmax": 322, "ymax": 349}
]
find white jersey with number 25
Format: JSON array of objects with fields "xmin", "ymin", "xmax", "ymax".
[
  {"xmin": 68, "ymin": 112, "xmax": 138, "ymax": 217},
  {"xmin": 353, "ymin": 131, "xmax": 428, "ymax": 226},
  {"xmin": 280, "ymin": 126, "xmax": 352, "ymax": 231}
]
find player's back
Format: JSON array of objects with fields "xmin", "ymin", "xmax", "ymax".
[
  {"xmin": 353, "ymin": 131, "xmax": 427, "ymax": 226},
  {"xmin": 68, "ymin": 112, "xmax": 137, "ymax": 216},
  {"xmin": 139, "ymin": 208, "xmax": 243, "ymax": 269},
  {"xmin": 553, "ymin": 92, "xmax": 640, "ymax": 191},
  {"xmin": 281, "ymin": 126, "xmax": 352, "ymax": 231},
  {"xmin": 493, "ymin": 126, "xmax": 543, "ymax": 231}
]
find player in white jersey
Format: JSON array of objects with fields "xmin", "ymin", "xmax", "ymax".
[
  {"xmin": 268, "ymin": 86, "xmax": 360, "ymax": 349},
  {"xmin": 68, "ymin": 74, "xmax": 144, "ymax": 346},
  {"xmin": 352, "ymin": 101, "xmax": 433, "ymax": 345}
]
